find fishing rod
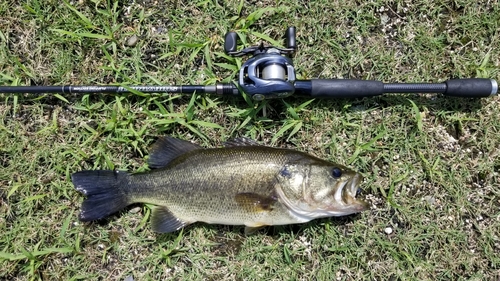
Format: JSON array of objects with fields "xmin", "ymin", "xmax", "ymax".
[{"xmin": 0, "ymin": 27, "xmax": 497, "ymax": 100}]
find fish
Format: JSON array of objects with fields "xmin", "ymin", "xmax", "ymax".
[{"xmin": 72, "ymin": 136, "xmax": 369, "ymax": 234}]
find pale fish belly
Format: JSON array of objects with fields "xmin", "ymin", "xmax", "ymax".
[{"xmin": 161, "ymin": 195, "xmax": 311, "ymax": 227}]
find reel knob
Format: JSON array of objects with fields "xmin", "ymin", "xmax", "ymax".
[{"xmin": 224, "ymin": 31, "xmax": 238, "ymax": 54}]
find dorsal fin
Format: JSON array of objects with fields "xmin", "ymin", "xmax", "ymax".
[
  {"xmin": 223, "ymin": 137, "xmax": 262, "ymax": 147},
  {"xmin": 148, "ymin": 136, "xmax": 202, "ymax": 169}
]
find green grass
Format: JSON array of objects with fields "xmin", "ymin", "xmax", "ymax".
[{"xmin": 1, "ymin": 0, "xmax": 499, "ymax": 280}]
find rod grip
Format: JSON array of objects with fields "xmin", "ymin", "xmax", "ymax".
[
  {"xmin": 310, "ymin": 79, "xmax": 384, "ymax": 98},
  {"xmin": 444, "ymin": 79, "xmax": 497, "ymax": 97}
]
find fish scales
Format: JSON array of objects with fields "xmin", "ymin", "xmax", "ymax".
[{"xmin": 128, "ymin": 147, "xmax": 304, "ymax": 226}]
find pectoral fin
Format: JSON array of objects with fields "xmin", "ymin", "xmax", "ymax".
[
  {"xmin": 151, "ymin": 206, "xmax": 189, "ymax": 233},
  {"xmin": 235, "ymin": 192, "xmax": 277, "ymax": 213}
]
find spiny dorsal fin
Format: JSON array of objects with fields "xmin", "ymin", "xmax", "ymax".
[
  {"xmin": 148, "ymin": 136, "xmax": 202, "ymax": 169},
  {"xmin": 151, "ymin": 206, "xmax": 189, "ymax": 233},
  {"xmin": 223, "ymin": 137, "xmax": 262, "ymax": 147}
]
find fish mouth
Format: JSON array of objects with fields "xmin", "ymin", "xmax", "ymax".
[
  {"xmin": 341, "ymin": 173, "xmax": 369, "ymax": 210},
  {"xmin": 342, "ymin": 173, "xmax": 361, "ymax": 198}
]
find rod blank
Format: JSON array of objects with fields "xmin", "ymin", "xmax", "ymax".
[
  {"xmin": 0, "ymin": 79, "xmax": 497, "ymax": 99},
  {"xmin": 0, "ymin": 84, "xmax": 240, "ymax": 96}
]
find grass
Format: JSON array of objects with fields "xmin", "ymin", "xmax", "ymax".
[{"xmin": 1, "ymin": 0, "xmax": 499, "ymax": 280}]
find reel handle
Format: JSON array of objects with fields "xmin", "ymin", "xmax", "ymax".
[{"xmin": 223, "ymin": 27, "xmax": 296, "ymax": 56}]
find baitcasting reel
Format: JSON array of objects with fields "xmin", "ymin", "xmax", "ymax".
[{"xmin": 224, "ymin": 27, "xmax": 297, "ymax": 100}]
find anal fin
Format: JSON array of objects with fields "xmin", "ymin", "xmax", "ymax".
[
  {"xmin": 151, "ymin": 206, "xmax": 188, "ymax": 233},
  {"xmin": 244, "ymin": 226, "xmax": 265, "ymax": 236}
]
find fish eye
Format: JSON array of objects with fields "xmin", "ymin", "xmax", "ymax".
[
  {"xmin": 356, "ymin": 188, "xmax": 363, "ymax": 196},
  {"xmin": 331, "ymin": 167, "xmax": 342, "ymax": 178}
]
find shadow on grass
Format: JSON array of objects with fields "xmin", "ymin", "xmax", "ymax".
[{"xmin": 148, "ymin": 213, "xmax": 366, "ymax": 259}]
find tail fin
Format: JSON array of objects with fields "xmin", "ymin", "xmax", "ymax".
[{"xmin": 72, "ymin": 170, "xmax": 130, "ymax": 221}]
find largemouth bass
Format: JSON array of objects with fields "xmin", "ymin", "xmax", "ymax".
[{"xmin": 72, "ymin": 136, "xmax": 369, "ymax": 234}]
